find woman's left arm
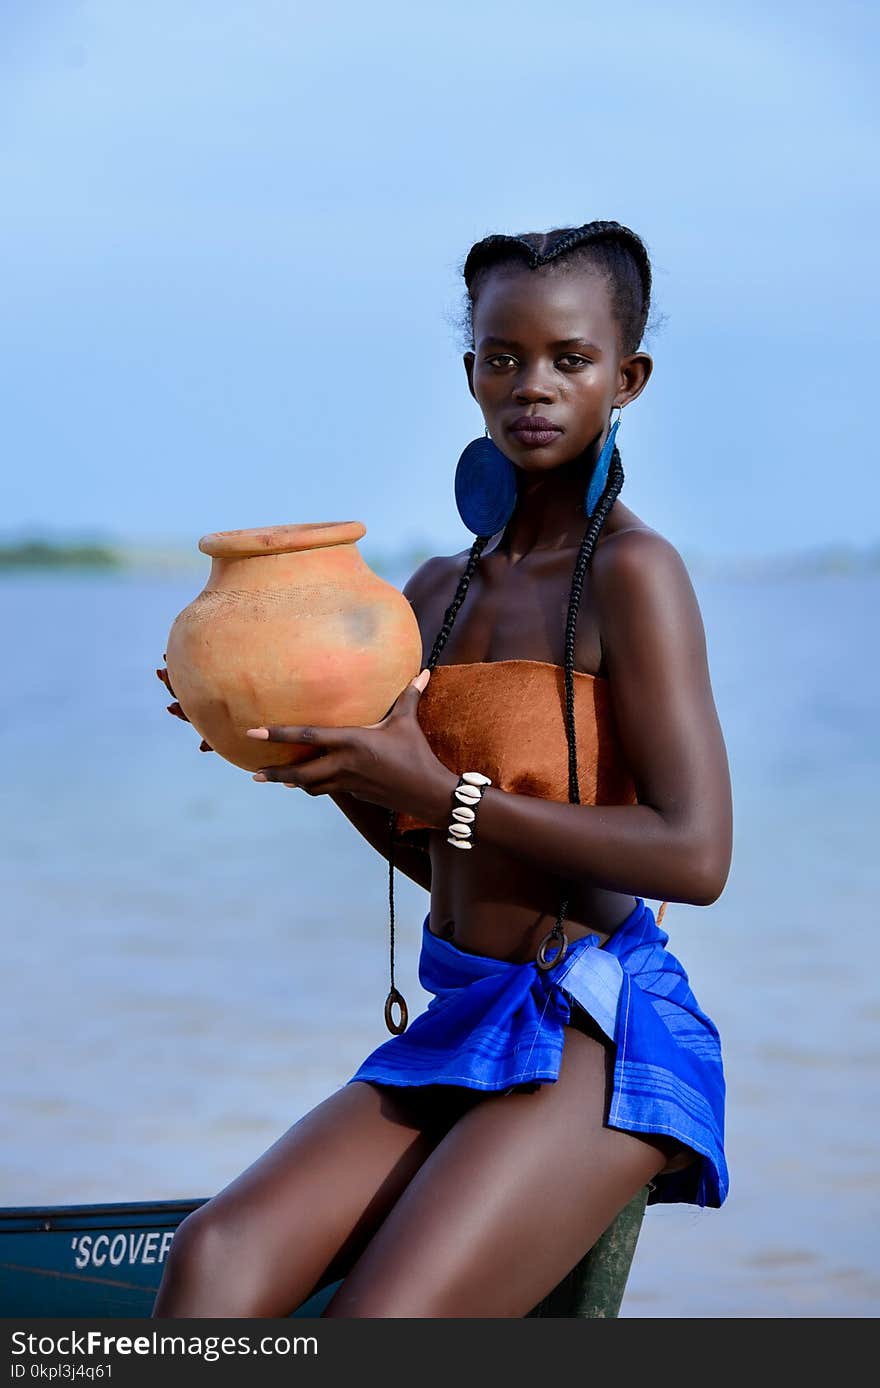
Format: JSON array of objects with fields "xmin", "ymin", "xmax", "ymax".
[{"xmin": 471, "ymin": 529, "xmax": 734, "ymax": 905}]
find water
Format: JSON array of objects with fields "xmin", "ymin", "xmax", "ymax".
[{"xmin": 1, "ymin": 568, "xmax": 878, "ymax": 1317}]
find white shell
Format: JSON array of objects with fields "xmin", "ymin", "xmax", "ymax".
[
  {"xmin": 462, "ymin": 771, "xmax": 492, "ymax": 786},
  {"xmin": 446, "ymin": 837, "xmax": 472, "ymax": 849},
  {"xmin": 449, "ymin": 824, "xmax": 472, "ymax": 838},
  {"xmin": 451, "ymin": 806, "xmax": 475, "ymax": 822},
  {"xmin": 454, "ymin": 787, "xmax": 481, "ymax": 804}
]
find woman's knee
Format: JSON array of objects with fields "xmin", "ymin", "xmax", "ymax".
[
  {"xmin": 153, "ymin": 1200, "xmax": 265, "ymax": 1316},
  {"xmin": 166, "ymin": 1203, "xmax": 234, "ymax": 1278}
]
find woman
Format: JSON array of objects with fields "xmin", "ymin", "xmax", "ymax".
[{"xmin": 152, "ymin": 219, "xmax": 733, "ymax": 1318}]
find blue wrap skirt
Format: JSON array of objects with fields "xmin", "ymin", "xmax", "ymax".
[{"xmin": 346, "ymin": 897, "xmax": 728, "ymax": 1209}]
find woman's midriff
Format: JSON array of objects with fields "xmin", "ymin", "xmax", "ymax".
[
  {"xmin": 426, "ymin": 830, "xmax": 638, "ymax": 961},
  {"xmin": 425, "ymin": 833, "xmax": 697, "ymax": 1177}
]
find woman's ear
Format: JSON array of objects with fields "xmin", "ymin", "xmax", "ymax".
[
  {"xmin": 619, "ymin": 351, "xmax": 654, "ymax": 406},
  {"xmin": 463, "ymin": 351, "xmax": 477, "ymax": 401}
]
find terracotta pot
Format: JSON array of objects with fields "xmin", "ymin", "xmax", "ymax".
[{"xmin": 161, "ymin": 521, "xmax": 423, "ymax": 773}]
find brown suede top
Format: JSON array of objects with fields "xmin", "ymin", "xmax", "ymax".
[{"xmin": 396, "ymin": 658, "xmax": 638, "ymax": 840}]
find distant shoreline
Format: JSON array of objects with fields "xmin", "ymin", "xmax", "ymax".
[
  {"xmin": 0, "ymin": 536, "xmax": 878, "ymax": 580},
  {"xmin": 0, "ymin": 538, "xmax": 427, "ymax": 578},
  {"xmin": 0, "ymin": 539, "xmax": 124, "ymax": 570}
]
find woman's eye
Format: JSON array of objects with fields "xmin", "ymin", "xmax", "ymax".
[{"xmin": 485, "ymin": 354, "xmax": 590, "ymax": 369}]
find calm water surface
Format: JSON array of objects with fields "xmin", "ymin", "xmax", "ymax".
[{"xmin": 1, "ymin": 568, "xmax": 877, "ymax": 1317}]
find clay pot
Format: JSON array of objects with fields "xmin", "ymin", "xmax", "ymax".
[{"xmin": 161, "ymin": 521, "xmax": 423, "ymax": 773}]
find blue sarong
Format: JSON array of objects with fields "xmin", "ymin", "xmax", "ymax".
[{"xmin": 346, "ymin": 897, "xmax": 728, "ymax": 1209}]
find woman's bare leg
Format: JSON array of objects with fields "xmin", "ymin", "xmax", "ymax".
[
  {"xmin": 321, "ymin": 1028, "xmax": 672, "ymax": 1318},
  {"xmin": 151, "ymin": 1079, "xmax": 477, "ymax": 1318}
]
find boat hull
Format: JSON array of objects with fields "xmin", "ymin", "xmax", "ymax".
[{"xmin": 0, "ymin": 1199, "xmax": 339, "ymax": 1317}]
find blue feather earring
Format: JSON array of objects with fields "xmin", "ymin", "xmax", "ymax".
[{"xmin": 585, "ymin": 406, "xmax": 622, "ymax": 519}]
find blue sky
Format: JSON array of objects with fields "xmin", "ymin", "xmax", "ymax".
[{"xmin": 1, "ymin": 0, "xmax": 877, "ymax": 561}]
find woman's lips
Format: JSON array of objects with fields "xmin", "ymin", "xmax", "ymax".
[{"xmin": 508, "ymin": 426, "xmax": 562, "ymax": 448}]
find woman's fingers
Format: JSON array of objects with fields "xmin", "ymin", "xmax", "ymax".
[
  {"xmin": 245, "ymin": 723, "xmax": 348, "ymax": 748},
  {"xmin": 156, "ymin": 666, "xmax": 177, "ymax": 697},
  {"xmin": 255, "ymin": 751, "xmax": 342, "ymax": 790},
  {"xmin": 157, "ymin": 660, "xmax": 210, "ymax": 752},
  {"xmin": 255, "ymin": 757, "xmax": 336, "ymax": 786}
]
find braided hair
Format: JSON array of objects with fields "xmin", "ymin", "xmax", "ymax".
[{"xmin": 384, "ymin": 221, "xmax": 653, "ymax": 1034}]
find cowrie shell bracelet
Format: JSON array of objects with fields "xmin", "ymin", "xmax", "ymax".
[{"xmin": 446, "ymin": 771, "xmax": 492, "ymax": 849}]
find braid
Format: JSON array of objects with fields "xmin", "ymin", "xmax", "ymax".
[
  {"xmin": 385, "ymin": 532, "xmax": 489, "ymax": 1032},
  {"xmin": 539, "ymin": 225, "xmax": 592, "ymax": 262},
  {"xmin": 562, "ymin": 446, "xmax": 624, "ymax": 804},
  {"xmin": 427, "ymin": 535, "xmax": 490, "ymax": 672},
  {"xmin": 547, "ymin": 446, "xmax": 625, "ymax": 949}
]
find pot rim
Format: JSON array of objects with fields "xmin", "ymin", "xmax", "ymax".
[{"xmin": 198, "ymin": 521, "xmax": 367, "ymax": 558}]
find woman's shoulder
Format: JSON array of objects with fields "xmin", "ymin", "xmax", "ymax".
[
  {"xmin": 400, "ymin": 548, "xmax": 480, "ymax": 663},
  {"xmin": 591, "ymin": 507, "xmax": 708, "ymax": 690},
  {"xmin": 594, "ymin": 503, "xmax": 691, "ymax": 585},
  {"xmin": 401, "ymin": 548, "xmax": 473, "ymax": 607},
  {"xmin": 591, "ymin": 504, "xmax": 707, "ymax": 681}
]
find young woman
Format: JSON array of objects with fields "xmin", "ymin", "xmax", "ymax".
[{"xmin": 152, "ymin": 219, "xmax": 733, "ymax": 1318}]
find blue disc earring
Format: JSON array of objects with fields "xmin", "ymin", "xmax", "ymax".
[
  {"xmin": 585, "ymin": 406, "xmax": 622, "ymax": 519},
  {"xmin": 454, "ymin": 425, "xmax": 517, "ymax": 537}
]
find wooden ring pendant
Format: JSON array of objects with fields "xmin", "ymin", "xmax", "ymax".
[
  {"xmin": 535, "ymin": 928, "xmax": 569, "ymax": 971},
  {"xmin": 384, "ymin": 987, "xmax": 408, "ymax": 1035}
]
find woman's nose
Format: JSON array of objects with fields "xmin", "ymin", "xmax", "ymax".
[{"xmin": 514, "ymin": 377, "xmax": 555, "ymax": 402}]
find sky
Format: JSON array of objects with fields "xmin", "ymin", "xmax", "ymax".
[{"xmin": 1, "ymin": 0, "xmax": 877, "ymax": 562}]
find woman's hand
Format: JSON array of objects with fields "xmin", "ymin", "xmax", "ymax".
[
  {"xmin": 156, "ymin": 658, "xmax": 214, "ymax": 752},
  {"xmin": 246, "ymin": 668, "xmax": 458, "ymax": 825}
]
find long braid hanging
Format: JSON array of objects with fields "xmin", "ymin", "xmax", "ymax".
[
  {"xmin": 538, "ymin": 445, "xmax": 624, "ymax": 969},
  {"xmin": 383, "ymin": 535, "xmax": 490, "ymax": 1035}
]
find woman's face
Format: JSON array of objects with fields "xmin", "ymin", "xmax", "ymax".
[{"xmin": 463, "ymin": 264, "xmax": 652, "ymax": 473}]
